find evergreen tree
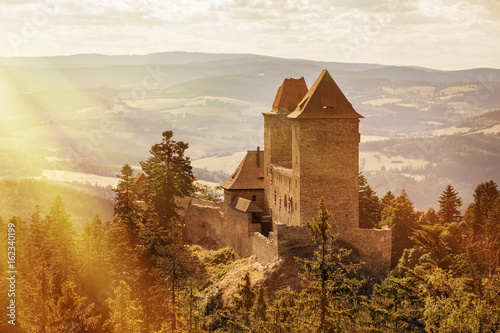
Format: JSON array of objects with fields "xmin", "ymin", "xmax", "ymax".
[
  {"xmin": 140, "ymin": 131, "xmax": 195, "ymax": 227},
  {"xmin": 381, "ymin": 190, "xmax": 419, "ymax": 268},
  {"xmin": 381, "ymin": 191, "xmax": 396, "ymax": 209},
  {"xmin": 438, "ymin": 184, "xmax": 463, "ymax": 224},
  {"xmin": 103, "ymin": 280, "xmax": 145, "ymax": 333},
  {"xmin": 53, "ymin": 281, "xmax": 101, "ymax": 332},
  {"xmin": 77, "ymin": 215, "xmax": 111, "ymax": 296},
  {"xmin": 296, "ymin": 197, "xmax": 364, "ymax": 332},
  {"xmin": 46, "ymin": 196, "xmax": 77, "ymax": 286},
  {"xmin": 380, "ymin": 191, "xmax": 396, "ymax": 221},
  {"xmin": 359, "ymin": 173, "xmax": 382, "ymax": 229},
  {"xmin": 113, "ymin": 164, "xmax": 142, "ymax": 228},
  {"xmin": 20, "ymin": 260, "xmax": 58, "ymax": 332},
  {"xmin": 252, "ymin": 286, "xmax": 267, "ymax": 325},
  {"xmin": 233, "ymin": 272, "xmax": 256, "ymax": 328},
  {"xmin": 470, "ymin": 180, "xmax": 499, "ymax": 234}
]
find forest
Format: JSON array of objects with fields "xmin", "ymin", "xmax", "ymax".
[{"xmin": 1, "ymin": 131, "xmax": 499, "ymax": 332}]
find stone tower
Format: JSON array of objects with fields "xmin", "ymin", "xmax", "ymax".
[
  {"xmin": 265, "ymin": 70, "xmax": 363, "ymax": 230},
  {"xmin": 263, "ymin": 77, "xmax": 308, "ymax": 219}
]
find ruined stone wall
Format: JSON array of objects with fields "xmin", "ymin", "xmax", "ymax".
[
  {"xmin": 251, "ymin": 232, "xmax": 279, "ymax": 264},
  {"xmin": 338, "ymin": 228, "xmax": 392, "ymax": 272},
  {"xmin": 268, "ymin": 165, "xmax": 295, "ymax": 225},
  {"xmin": 223, "ymin": 205, "xmax": 253, "ymax": 258},
  {"xmin": 292, "ymin": 118, "xmax": 360, "ymax": 229},
  {"xmin": 275, "ymin": 222, "xmax": 316, "ymax": 259},
  {"xmin": 184, "ymin": 203, "xmax": 225, "ymax": 249},
  {"xmin": 263, "ymin": 112, "xmax": 292, "ymax": 215}
]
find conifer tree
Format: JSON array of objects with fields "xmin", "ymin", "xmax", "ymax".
[
  {"xmin": 296, "ymin": 197, "xmax": 364, "ymax": 332},
  {"xmin": 103, "ymin": 280, "xmax": 145, "ymax": 333},
  {"xmin": 20, "ymin": 260, "xmax": 57, "ymax": 332},
  {"xmin": 359, "ymin": 173, "xmax": 382, "ymax": 229},
  {"xmin": 470, "ymin": 180, "xmax": 499, "ymax": 234},
  {"xmin": 382, "ymin": 190, "xmax": 419, "ymax": 267},
  {"xmin": 113, "ymin": 164, "xmax": 142, "ymax": 228},
  {"xmin": 53, "ymin": 281, "xmax": 101, "ymax": 332},
  {"xmin": 252, "ymin": 286, "xmax": 267, "ymax": 324},
  {"xmin": 233, "ymin": 272, "xmax": 256, "ymax": 327},
  {"xmin": 140, "ymin": 131, "xmax": 195, "ymax": 227},
  {"xmin": 438, "ymin": 184, "xmax": 463, "ymax": 224},
  {"xmin": 46, "ymin": 196, "xmax": 77, "ymax": 286}
]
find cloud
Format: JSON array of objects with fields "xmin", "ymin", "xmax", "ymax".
[{"xmin": 0, "ymin": 0, "xmax": 498, "ymax": 69}]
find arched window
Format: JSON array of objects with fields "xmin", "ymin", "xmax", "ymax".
[
  {"xmin": 274, "ymin": 190, "xmax": 276, "ymax": 205},
  {"xmin": 289, "ymin": 197, "xmax": 293, "ymax": 214},
  {"xmin": 284, "ymin": 194, "xmax": 288, "ymax": 209}
]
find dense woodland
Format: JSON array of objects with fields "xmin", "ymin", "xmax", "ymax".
[{"xmin": 1, "ymin": 131, "xmax": 500, "ymax": 332}]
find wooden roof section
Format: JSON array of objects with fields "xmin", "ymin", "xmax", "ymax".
[
  {"xmin": 231, "ymin": 196, "xmax": 263, "ymax": 213},
  {"xmin": 288, "ymin": 70, "xmax": 363, "ymax": 119},
  {"xmin": 272, "ymin": 77, "xmax": 308, "ymax": 112},
  {"xmin": 220, "ymin": 149, "xmax": 264, "ymax": 190},
  {"xmin": 132, "ymin": 172, "xmax": 147, "ymax": 185}
]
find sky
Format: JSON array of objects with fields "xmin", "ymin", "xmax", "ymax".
[{"xmin": 1, "ymin": 0, "xmax": 499, "ymax": 70}]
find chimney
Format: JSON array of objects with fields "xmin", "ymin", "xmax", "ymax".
[{"xmin": 256, "ymin": 146, "xmax": 260, "ymax": 167}]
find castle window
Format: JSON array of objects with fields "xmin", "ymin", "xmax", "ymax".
[
  {"xmin": 274, "ymin": 191, "xmax": 276, "ymax": 204},
  {"xmin": 284, "ymin": 194, "xmax": 287, "ymax": 209},
  {"xmin": 279, "ymin": 197, "xmax": 281, "ymax": 208},
  {"xmin": 252, "ymin": 195, "xmax": 256, "ymax": 201}
]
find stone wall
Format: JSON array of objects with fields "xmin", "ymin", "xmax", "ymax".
[
  {"xmin": 275, "ymin": 222, "xmax": 316, "ymax": 259},
  {"xmin": 251, "ymin": 232, "xmax": 279, "ymax": 264},
  {"xmin": 268, "ymin": 165, "xmax": 295, "ymax": 225},
  {"xmin": 264, "ymin": 112, "xmax": 292, "ymax": 215},
  {"xmin": 223, "ymin": 204, "xmax": 253, "ymax": 258},
  {"xmin": 184, "ymin": 202, "xmax": 224, "ymax": 249},
  {"xmin": 338, "ymin": 227, "xmax": 392, "ymax": 272},
  {"xmin": 292, "ymin": 118, "xmax": 360, "ymax": 229}
]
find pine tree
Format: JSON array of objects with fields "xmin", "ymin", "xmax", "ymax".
[
  {"xmin": 103, "ymin": 280, "xmax": 145, "ymax": 333},
  {"xmin": 53, "ymin": 281, "xmax": 101, "ymax": 332},
  {"xmin": 438, "ymin": 184, "xmax": 463, "ymax": 224},
  {"xmin": 382, "ymin": 190, "xmax": 419, "ymax": 268},
  {"xmin": 380, "ymin": 191, "xmax": 396, "ymax": 221},
  {"xmin": 19, "ymin": 260, "xmax": 57, "ymax": 332},
  {"xmin": 77, "ymin": 215, "xmax": 110, "ymax": 296},
  {"xmin": 140, "ymin": 131, "xmax": 195, "ymax": 227},
  {"xmin": 113, "ymin": 164, "xmax": 142, "ymax": 228},
  {"xmin": 46, "ymin": 196, "xmax": 77, "ymax": 286},
  {"xmin": 252, "ymin": 286, "xmax": 267, "ymax": 324},
  {"xmin": 233, "ymin": 272, "xmax": 256, "ymax": 327},
  {"xmin": 359, "ymin": 173, "xmax": 382, "ymax": 229},
  {"xmin": 471, "ymin": 180, "xmax": 499, "ymax": 234},
  {"xmin": 296, "ymin": 197, "xmax": 364, "ymax": 332}
]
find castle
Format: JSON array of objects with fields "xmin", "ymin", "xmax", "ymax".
[{"xmin": 183, "ymin": 70, "xmax": 392, "ymax": 271}]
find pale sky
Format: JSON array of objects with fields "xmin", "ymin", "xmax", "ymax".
[{"xmin": 1, "ymin": 0, "xmax": 499, "ymax": 70}]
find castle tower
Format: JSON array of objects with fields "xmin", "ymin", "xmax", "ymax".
[
  {"xmin": 288, "ymin": 70, "xmax": 363, "ymax": 229},
  {"xmin": 263, "ymin": 78, "xmax": 308, "ymax": 216}
]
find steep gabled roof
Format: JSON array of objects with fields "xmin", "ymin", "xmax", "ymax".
[
  {"xmin": 272, "ymin": 77, "xmax": 308, "ymax": 112},
  {"xmin": 132, "ymin": 172, "xmax": 147, "ymax": 185},
  {"xmin": 220, "ymin": 149, "xmax": 264, "ymax": 190},
  {"xmin": 288, "ymin": 70, "xmax": 363, "ymax": 119},
  {"xmin": 231, "ymin": 196, "xmax": 263, "ymax": 213}
]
